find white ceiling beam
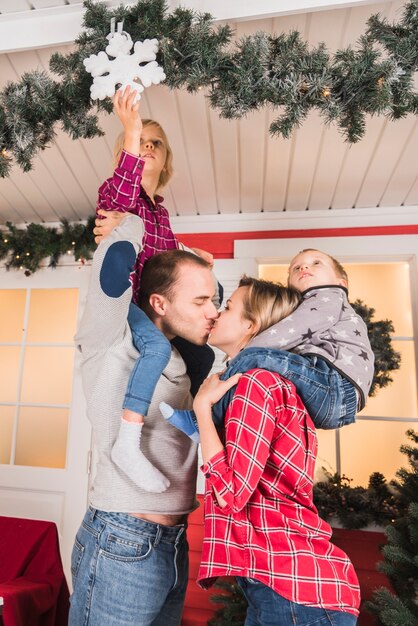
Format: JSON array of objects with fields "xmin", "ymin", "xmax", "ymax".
[
  {"xmin": 173, "ymin": 0, "xmax": 392, "ymax": 23},
  {"xmin": 0, "ymin": 0, "xmax": 392, "ymax": 54}
]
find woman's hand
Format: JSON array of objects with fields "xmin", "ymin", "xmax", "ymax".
[
  {"xmin": 94, "ymin": 210, "xmax": 125, "ymax": 244},
  {"xmin": 193, "ymin": 372, "xmax": 242, "ymax": 414}
]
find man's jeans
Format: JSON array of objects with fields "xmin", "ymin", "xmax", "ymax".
[
  {"xmin": 237, "ymin": 577, "xmax": 357, "ymax": 626},
  {"xmin": 69, "ymin": 508, "xmax": 189, "ymax": 626},
  {"xmin": 213, "ymin": 348, "xmax": 358, "ymax": 429}
]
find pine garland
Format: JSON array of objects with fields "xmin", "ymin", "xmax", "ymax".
[
  {"xmin": 0, "ymin": 217, "xmax": 96, "ymax": 274},
  {"xmin": 0, "ymin": 0, "xmax": 417, "ymax": 176}
]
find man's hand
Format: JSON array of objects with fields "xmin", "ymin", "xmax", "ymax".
[
  {"xmin": 94, "ymin": 210, "xmax": 125, "ymax": 244},
  {"xmin": 190, "ymin": 247, "xmax": 214, "ymax": 267}
]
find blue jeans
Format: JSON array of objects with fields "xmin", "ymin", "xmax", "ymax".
[
  {"xmin": 69, "ymin": 508, "xmax": 189, "ymax": 626},
  {"xmin": 213, "ymin": 348, "xmax": 358, "ymax": 429},
  {"xmin": 127, "ymin": 304, "xmax": 216, "ymax": 410},
  {"xmin": 126, "ymin": 303, "xmax": 172, "ymax": 415},
  {"xmin": 237, "ymin": 578, "xmax": 357, "ymax": 626}
]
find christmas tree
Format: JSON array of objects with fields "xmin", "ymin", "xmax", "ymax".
[{"xmin": 368, "ymin": 429, "xmax": 418, "ymax": 626}]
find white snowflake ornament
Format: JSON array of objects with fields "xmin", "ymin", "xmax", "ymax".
[{"xmin": 83, "ymin": 28, "xmax": 166, "ymax": 102}]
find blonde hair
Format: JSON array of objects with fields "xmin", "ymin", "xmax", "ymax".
[
  {"xmin": 291, "ymin": 248, "xmax": 348, "ymax": 285},
  {"xmin": 237, "ymin": 276, "xmax": 301, "ymax": 349},
  {"xmin": 113, "ymin": 119, "xmax": 174, "ymax": 190}
]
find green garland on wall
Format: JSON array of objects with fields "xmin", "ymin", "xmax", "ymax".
[
  {"xmin": 0, "ymin": 0, "xmax": 417, "ymax": 177},
  {"xmin": 0, "ymin": 217, "xmax": 96, "ymax": 273}
]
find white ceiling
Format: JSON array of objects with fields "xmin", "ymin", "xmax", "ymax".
[{"xmin": 0, "ymin": 0, "xmax": 417, "ymax": 228}]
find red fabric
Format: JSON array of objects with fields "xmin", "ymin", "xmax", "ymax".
[
  {"xmin": 0, "ymin": 516, "xmax": 69, "ymax": 626},
  {"xmin": 198, "ymin": 370, "xmax": 360, "ymax": 616}
]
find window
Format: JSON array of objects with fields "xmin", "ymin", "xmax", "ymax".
[{"xmin": 0, "ymin": 288, "xmax": 79, "ymax": 469}]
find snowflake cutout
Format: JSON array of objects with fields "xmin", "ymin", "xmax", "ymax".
[{"xmin": 83, "ymin": 31, "xmax": 166, "ymax": 102}]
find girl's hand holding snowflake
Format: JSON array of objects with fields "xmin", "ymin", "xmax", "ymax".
[{"xmin": 114, "ymin": 86, "xmax": 143, "ymax": 156}]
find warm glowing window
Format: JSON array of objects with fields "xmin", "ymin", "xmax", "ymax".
[
  {"xmin": 259, "ymin": 262, "xmax": 418, "ymax": 485},
  {"xmin": 0, "ymin": 288, "xmax": 79, "ymax": 469}
]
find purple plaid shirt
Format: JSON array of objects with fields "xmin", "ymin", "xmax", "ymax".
[{"xmin": 97, "ymin": 150, "xmax": 179, "ymax": 305}]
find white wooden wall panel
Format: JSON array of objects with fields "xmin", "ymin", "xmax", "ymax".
[
  {"xmin": 32, "ymin": 0, "xmax": 67, "ymax": 8},
  {"xmin": 0, "ymin": 0, "xmax": 31, "ymax": 12},
  {"xmin": 0, "ymin": 1, "xmax": 417, "ymax": 225},
  {"xmin": 176, "ymin": 89, "xmax": 217, "ymax": 215},
  {"xmin": 0, "ymin": 168, "xmax": 42, "ymax": 223},
  {"xmin": 147, "ymin": 86, "xmax": 197, "ymax": 216},
  {"xmin": 332, "ymin": 116, "xmax": 386, "ymax": 208},
  {"xmin": 286, "ymin": 112, "xmax": 325, "ymax": 211},
  {"xmin": 404, "ymin": 177, "xmax": 418, "ymax": 206},
  {"xmin": 208, "ymin": 109, "xmax": 240, "ymax": 214},
  {"xmin": 52, "ymin": 130, "xmax": 101, "ymax": 216},
  {"xmin": 357, "ymin": 116, "xmax": 416, "ymax": 208},
  {"xmin": 304, "ymin": 8, "xmax": 352, "ymax": 211},
  {"xmin": 380, "ymin": 120, "xmax": 418, "ymax": 207}
]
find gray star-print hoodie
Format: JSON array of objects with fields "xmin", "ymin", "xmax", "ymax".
[{"xmin": 250, "ymin": 285, "xmax": 375, "ymax": 409}]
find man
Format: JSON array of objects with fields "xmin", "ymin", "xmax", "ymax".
[{"xmin": 69, "ymin": 213, "xmax": 218, "ymax": 626}]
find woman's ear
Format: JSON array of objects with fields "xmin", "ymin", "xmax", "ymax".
[{"xmin": 248, "ymin": 319, "xmax": 260, "ymax": 337}]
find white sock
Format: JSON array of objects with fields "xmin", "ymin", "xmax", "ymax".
[{"xmin": 111, "ymin": 419, "xmax": 170, "ymax": 493}]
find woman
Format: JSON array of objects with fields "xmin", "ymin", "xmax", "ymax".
[{"xmin": 193, "ymin": 276, "xmax": 360, "ymax": 626}]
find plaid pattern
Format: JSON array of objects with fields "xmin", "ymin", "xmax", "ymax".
[
  {"xmin": 97, "ymin": 150, "xmax": 178, "ymax": 305},
  {"xmin": 198, "ymin": 369, "xmax": 360, "ymax": 616}
]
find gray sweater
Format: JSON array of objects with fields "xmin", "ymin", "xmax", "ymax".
[
  {"xmin": 75, "ymin": 214, "xmax": 198, "ymax": 514},
  {"xmin": 250, "ymin": 285, "xmax": 374, "ymax": 408}
]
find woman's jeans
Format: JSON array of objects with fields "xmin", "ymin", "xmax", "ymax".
[
  {"xmin": 213, "ymin": 348, "xmax": 358, "ymax": 429},
  {"xmin": 237, "ymin": 577, "xmax": 357, "ymax": 626},
  {"xmin": 69, "ymin": 508, "xmax": 189, "ymax": 626}
]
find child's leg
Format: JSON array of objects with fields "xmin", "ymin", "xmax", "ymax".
[
  {"xmin": 111, "ymin": 408, "xmax": 170, "ymax": 492},
  {"xmin": 160, "ymin": 338, "xmax": 215, "ymax": 441},
  {"xmin": 159, "ymin": 402, "xmax": 200, "ymax": 442},
  {"xmin": 111, "ymin": 303, "xmax": 172, "ymax": 491},
  {"xmin": 216, "ymin": 347, "xmax": 353, "ymax": 429}
]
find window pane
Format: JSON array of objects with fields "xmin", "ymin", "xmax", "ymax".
[
  {"xmin": 340, "ymin": 420, "xmax": 417, "ymax": 486},
  {"xmin": 315, "ymin": 429, "xmax": 337, "ymax": 480},
  {"xmin": 346, "ymin": 263, "xmax": 412, "ymax": 337},
  {"xmin": 0, "ymin": 290, "xmax": 26, "ymax": 342},
  {"xmin": 0, "ymin": 347, "xmax": 21, "ymax": 403},
  {"xmin": 361, "ymin": 341, "xmax": 417, "ymax": 418},
  {"xmin": 259, "ymin": 264, "xmax": 289, "ymax": 285},
  {"xmin": 27, "ymin": 289, "xmax": 79, "ymax": 343},
  {"xmin": 0, "ymin": 406, "xmax": 14, "ymax": 464},
  {"xmin": 21, "ymin": 347, "xmax": 75, "ymax": 404},
  {"xmin": 15, "ymin": 406, "xmax": 68, "ymax": 468}
]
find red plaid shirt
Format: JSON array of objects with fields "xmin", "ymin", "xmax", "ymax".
[
  {"xmin": 97, "ymin": 150, "xmax": 178, "ymax": 305},
  {"xmin": 198, "ymin": 369, "xmax": 360, "ymax": 616}
]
